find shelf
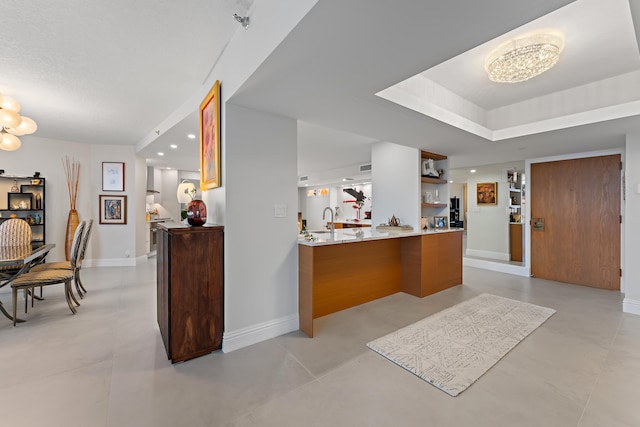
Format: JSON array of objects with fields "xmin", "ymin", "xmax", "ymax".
[
  {"xmin": 509, "ymin": 188, "xmax": 521, "ymax": 192},
  {"xmin": 422, "ymin": 203, "xmax": 448, "ymax": 208},
  {"xmin": 421, "ymin": 177, "xmax": 447, "ymax": 184},
  {"xmin": 420, "ymin": 150, "xmax": 447, "ymax": 161}
]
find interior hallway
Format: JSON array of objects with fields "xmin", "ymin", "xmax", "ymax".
[{"xmin": 0, "ymin": 261, "xmax": 638, "ymax": 426}]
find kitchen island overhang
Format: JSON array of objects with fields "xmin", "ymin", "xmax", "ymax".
[{"xmin": 298, "ymin": 228, "xmax": 463, "ymax": 337}]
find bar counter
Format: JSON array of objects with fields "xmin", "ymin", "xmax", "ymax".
[{"xmin": 298, "ymin": 228, "xmax": 463, "ymax": 337}]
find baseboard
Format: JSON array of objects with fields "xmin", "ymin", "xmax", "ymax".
[
  {"xmin": 222, "ymin": 314, "xmax": 299, "ymax": 353},
  {"xmin": 83, "ymin": 257, "xmax": 139, "ymax": 267},
  {"xmin": 463, "ymin": 257, "xmax": 530, "ymax": 277},
  {"xmin": 465, "ymin": 249, "xmax": 510, "ymax": 261},
  {"xmin": 623, "ymin": 298, "xmax": 640, "ymax": 316}
]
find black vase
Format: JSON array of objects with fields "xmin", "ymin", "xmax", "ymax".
[{"xmin": 187, "ymin": 199, "xmax": 207, "ymax": 226}]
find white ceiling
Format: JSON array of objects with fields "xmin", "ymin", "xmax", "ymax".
[{"xmin": 3, "ymin": 0, "xmax": 640, "ymax": 186}]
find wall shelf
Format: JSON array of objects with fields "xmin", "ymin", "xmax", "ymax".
[
  {"xmin": 421, "ymin": 177, "xmax": 448, "ymax": 184},
  {"xmin": 422, "ymin": 203, "xmax": 447, "ymax": 208}
]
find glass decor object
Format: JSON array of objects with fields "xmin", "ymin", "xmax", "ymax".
[{"xmin": 187, "ymin": 199, "xmax": 207, "ymax": 226}]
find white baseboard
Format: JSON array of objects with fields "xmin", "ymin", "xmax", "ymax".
[
  {"xmin": 222, "ymin": 314, "xmax": 299, "ymax": 353},
  {"xmin": 465, "ymin": 249, "xmax": 510, "ymax": 261},
  {"xmin": 623, "ymin": 298, "xmax": 640, "ymax": 316},
  {"xmin": 83, "ymin": 258, "xmax": 139, "ymax": 267},
  {"xmin": 463, "ymin": 257, "xmax": 530, "ymax": 277}
]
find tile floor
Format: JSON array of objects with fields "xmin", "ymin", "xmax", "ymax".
[{"xmin": 0, "ymin": 261, "xmax": 639, "ymax": 426}]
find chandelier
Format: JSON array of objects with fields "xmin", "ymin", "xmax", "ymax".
[
  {"xmin": 0, "ymin": 92, "xmax": 37, "ymax": 151},
  {"xmin": 485, "ymin": 32, "xmax": 564, "ymax": 83}
]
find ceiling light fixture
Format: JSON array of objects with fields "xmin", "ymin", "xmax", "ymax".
[
  {"xmin": 187, "ymin": 134, "xmax": 196, "ymax": 139},
  {"xmin": 0, "ymin": 92, "xmax": 37, "ymax": 151},
  {"xmin": 485, "ymin": 31, "xmax": 564, "ymax": 83},
  {"xmin": 233, "ymin": 13, "xmax": 250, "ymax": 30}
]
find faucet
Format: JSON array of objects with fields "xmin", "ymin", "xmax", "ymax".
[{"xmin": 323, "ymin": 207, "xmax": 335, "ymax": 233}]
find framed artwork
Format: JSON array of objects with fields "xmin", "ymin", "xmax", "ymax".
[
  {"xmin": 102, "ymin": 162, "xmax": 125, "ymax": 191},
  {"xmin": 200, "ymin": 80, "xmax": 221, "ymax": 190},
  {"xmin": 476, "ymin": 182, "xmax": 498, "ymax": 205},
  {"xmin": 434, "ymin": 216, "xmax": 448, "ymax": 229},
  {"xmin": 99, "ymin": 194, "xmax": 127, "ymax": 224}
]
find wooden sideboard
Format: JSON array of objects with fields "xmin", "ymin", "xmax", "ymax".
[{"xmin": 157, "ymin": 223, "xmax": 224, "ymax": 363}]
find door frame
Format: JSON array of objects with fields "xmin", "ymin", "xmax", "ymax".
[{"xmin": 525, "ymin": 148, "xmax": 625, "ymax": 293}]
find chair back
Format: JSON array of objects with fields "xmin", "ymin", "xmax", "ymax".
[
  {"xmin": 0, "ymin": 218, "xmax": 32, "ymax": 246},
  {"xmin": 69, "ymin": 221, "xmax": 86, "ymax": 269},
  {"xmin": 77, "ymin": 219, "xmax": 93, "ymax": 266}
]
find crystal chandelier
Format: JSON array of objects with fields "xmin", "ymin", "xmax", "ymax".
[
  {"xmin": 0, "ymin": 92, "xmax": 37, "ymax": 151},
  {"xmin": 485, "ymin": 32, "xmax": 564, "ymax": 83}
]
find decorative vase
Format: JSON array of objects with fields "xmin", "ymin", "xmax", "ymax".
[
  {"xmin": 65, "ymin": 209, "xmax": 79, "ymax": 261},
  {"xmin": 187, "ymin": 200, "xmax": 207, "ymax": 226}
]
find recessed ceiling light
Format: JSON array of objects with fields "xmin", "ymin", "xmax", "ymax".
[
  {"xmin": 470, "ymin": 169, "xmax": 476, "ymax": 173},
  {"xmin": 449, "ymin": 180, "xmax": 453, "ymax": 183},
  {"xmin": 187, "ymin": 134, "xmax": 196, "ymax": 139},
  {"xmin": 158, "ymin": 152, "xmax": 164, "ymax": 156},
  {"xmin": 170, "ymin": 144, "xmax": 177, "ymax": 149}
]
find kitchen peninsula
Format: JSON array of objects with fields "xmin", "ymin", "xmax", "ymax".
[{"xmin": 298, "ymin": 227, "xmax": 462, "ymax": 337}]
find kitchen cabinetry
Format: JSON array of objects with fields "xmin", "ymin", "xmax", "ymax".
[
  {"xmin": 157, "ymin": 223, "xmax": 224, "ymax": 363},
  {"xmin": 0, "ymin": 176, "xmax": 46, "ymax": 247},
  {"xmin": 420, "ymin": 150, "xmax": 449, "ymax": 228}
]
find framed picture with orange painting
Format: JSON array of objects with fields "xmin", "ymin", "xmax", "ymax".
[
  {"xmin": 200, "ymin": 80, "xmax": 221, "ymax": 190},
  {"xmin": 476, "ymin": 182, "xmax": 497, "ymax": 205}
]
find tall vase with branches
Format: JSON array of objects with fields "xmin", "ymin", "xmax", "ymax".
[{"xmin": 63, "ymin": 156, "xmax": 80, "ymax": 261}]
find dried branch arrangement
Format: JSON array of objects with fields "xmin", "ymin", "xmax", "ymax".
[{"xmin": 62, "ymin": 156, "xmax": 80, "ymax": 210}]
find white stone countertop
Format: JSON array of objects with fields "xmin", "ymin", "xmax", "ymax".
[{"xmin": 298, "ymin": 227, "xmax": 463, "ymax": 246}]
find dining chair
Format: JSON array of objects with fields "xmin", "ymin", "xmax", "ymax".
[
  {"xmin": 0, "ymin": 218, "xmax": 32, "ymax": 280},
  {"xmin": 10, "ymin": 221, "xmax": 86, "ymax": 326},
  {"xmin": 31, "ymin": 219, "xmax": 93, "ymax": 298}
]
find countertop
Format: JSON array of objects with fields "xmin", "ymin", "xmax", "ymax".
[
  {"xmin": 147, "ymin": 217, "xmax": 172, "ymax": 223},
  {"xmin": 334, "ymin": 219, "xmax": 371, "ymax": 225},
  {"xmin": 298, "ymin": 227, "xmax": 463, "ymax": 246}
]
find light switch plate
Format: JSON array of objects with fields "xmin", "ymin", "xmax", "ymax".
[{"xmin": 274, "ymin": 204, "xmax": 287, "ymax": 218}]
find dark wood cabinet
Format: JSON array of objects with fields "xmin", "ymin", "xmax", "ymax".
[{"xmin": 157, "ymin": 223, "xmax": 224, "ymax": 363}]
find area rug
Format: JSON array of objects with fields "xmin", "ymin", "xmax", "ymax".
[{"xmin": 366, "ymin": 293, "xmax": 555, "ymax": 396}]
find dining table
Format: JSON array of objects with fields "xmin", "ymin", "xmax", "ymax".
[{"xmin": 0, "ymin": 243, "xmax": 55, "ymax": 322}]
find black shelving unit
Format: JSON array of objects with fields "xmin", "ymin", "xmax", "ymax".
[
  {"xmin": 0, "ymin": 176, "xmax": 46, "ymax": 247},
  {"xmin": 450, "ymin": 197, "xmax": 463, "ymax": 228}
]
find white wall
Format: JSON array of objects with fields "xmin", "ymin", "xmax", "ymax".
[
  {"xmin": 222, "ymin": 103, "xmax": 299, "ymax": 351},
  {"xmin": 372, "ymin": 142, "xmax": 420, "ymax": 230},
  {"xmin": 466, "ymin": 171, "xmax": 510, "ymax": 260},
  {"xmin": 623, "ymin": 136, "xmax": 640, "ymax": 313},
  {"xmin": 1, "ymin": 135, "xmax": 142, "ymax": 265}
]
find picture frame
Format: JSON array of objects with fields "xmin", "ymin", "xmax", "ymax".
[
  {"xmin": 476, "ymin": 182, "xmax": 498, "ymax": 205},
  {"xmin": 99, "ymin": 194, "xmax": 127, "ymax": 224},
  {"xmin": 102, "ymin": 162, "xmax": 125, "ymax": 192},
  {"xmin": 200, "ymin": 80, "xmax": 221, "ymax": 190},
  {"xmin": 434, "ymin": 216, "xmax": 448, "ymax": 229}
]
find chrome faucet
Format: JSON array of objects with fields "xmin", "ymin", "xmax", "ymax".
[{"xmin": 323, "ymin": 207, "xmax": 335, "ymax": 233}]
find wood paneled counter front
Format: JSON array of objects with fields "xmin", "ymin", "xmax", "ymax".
[{"xmin": 298, "ymin": 228, "xmax": 462, "ymax": 337}]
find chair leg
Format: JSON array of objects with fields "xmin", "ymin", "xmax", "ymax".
[
  {"xmin": 77, "ymin": 271, "xmax": 87, "ymax": 294},
  {"xmin": 12, "ymin": 288, "xmax": 18, "ymax": 327},
  {"xmin": 68, "ymin": 283, "xmax": 80, "ymax": 307},
  {"xmin": 64, "ymin": 280, "xmax": 77, "ymax": 314},
  {"xmin": 74, "ymin": 271, "xmax": 84, "ymax": 299},
  {"xmin": 24, "ymin": 289, "xmax": 28, "ymax": 313}
]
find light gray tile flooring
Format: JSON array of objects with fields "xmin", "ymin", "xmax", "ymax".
[{"xmin": 0, "ymin": 261, "xmax": 638, "ymax": 426}]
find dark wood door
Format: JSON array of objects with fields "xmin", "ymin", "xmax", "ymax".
[{"xmin": 530, "ymin": 155, "xmax": 620, "ymax": 290}]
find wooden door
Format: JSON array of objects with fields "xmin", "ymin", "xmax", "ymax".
[{"xmin": 530, "ymin": 155, "xmax": 620, "ymax": 290}]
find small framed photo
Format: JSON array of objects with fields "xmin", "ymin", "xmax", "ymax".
[
  {"xmin": 102, "ymin": 162, "xmax": 125, "ymax": 191},
  {"xmin": 434, "ymin": 216, "xmax": 448, "ymax": 229},
  {"xmin": 476, "ymin": 182, "xmax": 497, "ymax": 205},
  {"xmin": 99, "ymin": 195, "xmax": 127, "ymax": 224}
]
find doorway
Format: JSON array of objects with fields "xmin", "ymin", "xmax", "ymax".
[{"xmin": 530, "ymin": 155, "xmax": 621, "ymax": 290}]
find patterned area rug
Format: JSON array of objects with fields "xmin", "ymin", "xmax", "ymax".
[{"xmin": 366, "ymin": 293, "xmax": 556, "ymax": 396}]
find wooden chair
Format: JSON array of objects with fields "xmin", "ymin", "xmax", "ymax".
[
  {"xmin": 10, "ymin": 222, "xmax": 86, "ymax": 326},
  {"xmin": 31, "ymin": 219, "xmax": 93, "ymax": 298},
  {"xmin": 0, "ymin": 218, "xmax": 32, "ymax": 279}
]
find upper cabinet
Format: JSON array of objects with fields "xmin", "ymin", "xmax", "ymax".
[{"xmin": 147, "ymin": 167, "xmax": 162, "ymax": 203}]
